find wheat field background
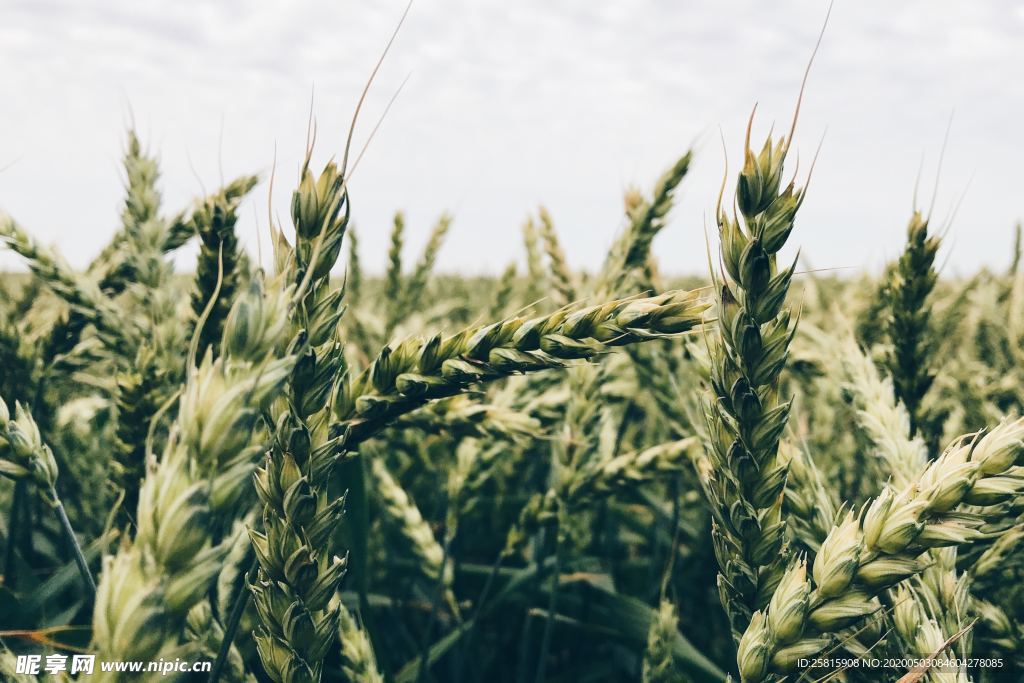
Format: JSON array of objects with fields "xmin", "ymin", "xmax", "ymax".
[{"xmin": 3, "ymin": 4, "xmax": 1024, "ymax": 683}]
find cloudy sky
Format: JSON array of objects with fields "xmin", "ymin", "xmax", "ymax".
[{"xmin": 2, "ymin": 1, "xmax": 1023, "ymax": 277}]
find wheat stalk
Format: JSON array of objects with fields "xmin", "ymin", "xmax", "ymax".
[
  {"xmin": 488, "ymin": 262, "xmax": 518, "ymax": 319},
  {"xmin": 0, "ymin": 397, "xmax": 94, "ymax": 593},
  {"xmin": 401, "ymin": 213, "xmax": 452, "ymax": 317},
  {"xmin": 84, "ymin": 131, "xmax": 162, "ymax": 288},
  {"xmin": 642, "ymin": 598, "xmax": 686, "ymax": 683},
  {"xmin": 806, "ymin": 322, "xmax": 928, "ymax": 487},
  {"xmin": 0, "ymin": 215, "xmax": 133, "ymax": 347},
  {"xmin": 346, "ymin": 225, "xmax": 363, "ymax": 307},
  {"xmin": 112, "ymin": 355, "xmax": 165, "ymax": 517},
  {"xmin": 394, "ymin": 394, "xmax": 541, "ymax": 442},
  {"xmin": 891, "ymin": 549, "xmax": 973, "ymax": 683},
  {"xmin": 331, "ymin": 289, "xmax": 709, "ymax": 450},
  {"xmin": 597, "ymin": 150, "xmax": 693, "ymax": 297},
  {"xmin": 886, "ymin": 211, "xmax": 940, "ymax": 440},
  {"xmin": 247, "ymin": 155, "xmax": 352, "ymax": 683},
  {"xmin": 384, "ymin": 212, "xmax": 406, "ymax": 332},
  {"xmin": 780, "ymin": 439, "xmax": 838, "ymax": 553},
  {"xmin": 369, "ymin": 455, "xmax": 451, "ymax": 590},
  {"xmin": 810, "ymin": 321, "xmax": 979, "ymax": 679},
  {"xmin": 189, "ymin": 185, "xmax": 253, "ymax": 358},
  {"xmin": 522, "ymin": 215, "xmax": 547, "ymax": 304},
  {"xmin": 92, "ymin": 276, "xmax": 294, "ymax": 674},
  {"xmin": 699, "ymin": 115, "xmax": 805, "ymax": 640},
  {"xmin": 536, "ymin": 207, "xmax": 576, "ymax": 306},
  {"xmin": 503, "ymin": 438, "xmax": 698, "ymax": 558},
  {"xmin": 338, "ymin": 604, "xmax": 384, "ymax": 683}
]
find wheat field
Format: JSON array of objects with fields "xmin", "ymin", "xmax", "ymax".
[{"xmin": 2, "ymin": 60, "xmax": 1024, "ymax": 683}]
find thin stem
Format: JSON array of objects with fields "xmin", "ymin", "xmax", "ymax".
[
  {"xmin": 48, "ymin": 485, "xmax": 95, "ymax": 594},
  {"xmin": 417, "ymin": 533, "xmax": 454, "ymax": 683},
  {"xmin": 20, "ymin": 485, "xmax": 33, "ymax": 566},
  {"xmin": 516, "ymin": 530, "xmax": 546, "ymax": 683},
  {"xmin": 3, "ymin": 480, "xmax": 24, "ymax": 587},
  {"xmin": 661, "ymin": 474, "xmax": 683, "ymax": 597},
  {"xmin": 534, "ymin": 518, "xmax": 562, "ymax": 683},
  {"xmin": 455, "ymin": 548, "xmax": 508, "ymax": 682},
  {"xmin": 208, "ymin": 553, "xmax": 258, "ymax": 683}
]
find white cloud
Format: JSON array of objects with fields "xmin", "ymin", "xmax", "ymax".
[{"xmin": 1, "ymin": 0, "xmax": 1022, "ymax": 276}]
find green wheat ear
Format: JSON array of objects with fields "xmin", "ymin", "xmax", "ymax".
[
  {"xmin": 700, "ymin": 113, "xmax": 805, "ymax": 643},
  {"xmin": 886, "ymin": 211, "xmax": 940, "ymax": 441},
  {"xmin": 189, "ymin": 178, "xmax": 260, "ymax": 358},
  {"xmin": 249, "ymin": 156, "xmax": 351, "ymax": 683},
  {"xmin": 642, "ymin": 599, "xmax": 686, "ymax": 683},
  {"xmin": 743, "ymin": 418, "xmax": 1024, "ymax": 682},
  {"xmin": 536, "ymin": 206, "xmax": 577, "ymax": 306}
]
